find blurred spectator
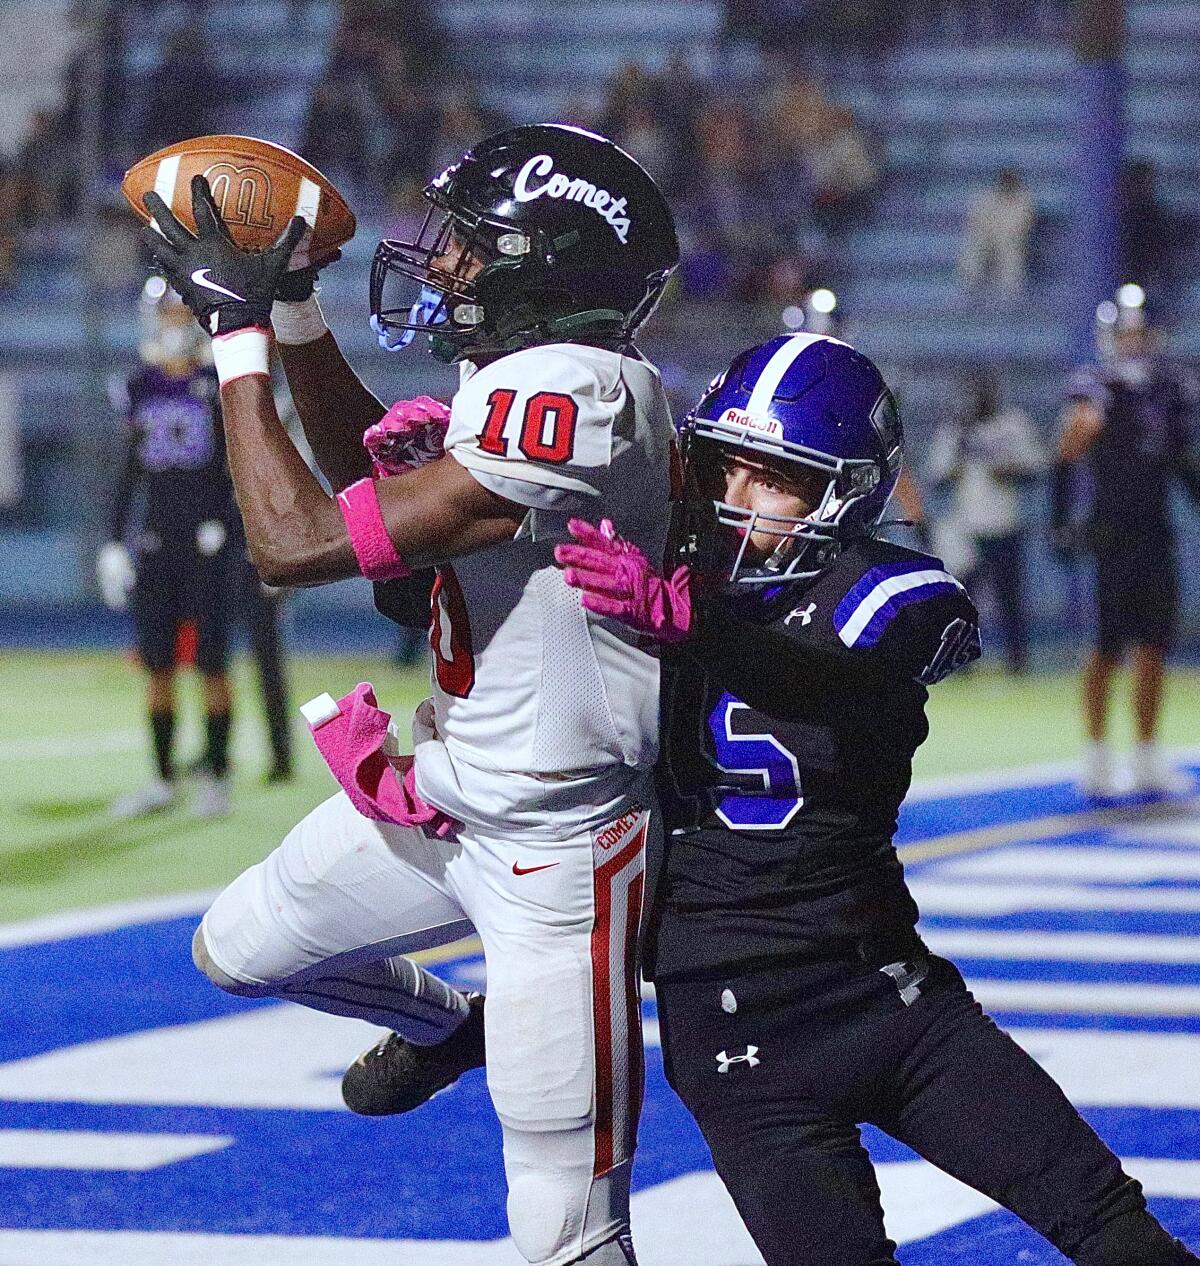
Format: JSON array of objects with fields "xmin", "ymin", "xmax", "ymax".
[
  {"xmin": 0, "ymin": 162, "xmax": 20, "ymax": 285},
  {"xmin": 18, "ymin": 110, "xmax": 75, "ymax": 222},
  {"xmin": 928, "ymin": 372, "xmax": 1044, "ymax": 673},
  {"xmin": 426, "ymin": 88, "xmax": 491, "ymax": 184},
  {"xmin": 85, "ymin": 200, "xmax": 143, "ymax": 296},
  {"xmin": 1055, "ymin": 310, "xmax": 1200, "ymax": 796},
  {"xmin": 808, "ymin": 0, "xmax": 904, "ymax": 54},
  {"xmin": 806, "ymin": 105, "xmax": 879, "ymax": 237},
  {"xmin": 599, "ymin": 62, "xmax": 656, "ymax": 139},
  {"xmin": 141, "ymin": 21, "xmax": 226, "ymax": 152},
  {"xmin": 957, "ymin": 168, "xmax": 1036, "ymax": 297},
  {"xmin": 1118, "ymin": 159, "xmax": 1184, "ymax": 302},
  {"xmin": 302, "ymin": 79, "xmax": 372, "ymax": 194},
  {"xmin": 688, "ymin": 101, "xmax": 776, "ymax": 301},
  {"xmin": 613, "ymin": 106, "xmax": 674, "ymax": 191}
]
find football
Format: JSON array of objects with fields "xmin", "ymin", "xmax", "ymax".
[{"xmin": 121, "ymin": 135, "xmax": 356, "ymax": 265}]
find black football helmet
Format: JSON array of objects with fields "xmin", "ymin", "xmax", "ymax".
[{"xmin": 370, "ymin": 123, "xmax": 679, "ymax": 361}]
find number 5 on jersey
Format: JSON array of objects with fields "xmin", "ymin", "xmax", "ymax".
[
  {"xmin": 478, "ymin": 388, "xmax": 579, "ymax": 464},
  {"xmin": 708, "ymin": 691, "xmax": 804, "ymax": 830}
]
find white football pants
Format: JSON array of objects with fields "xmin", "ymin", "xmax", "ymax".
[{"xmin": 198, "ymin": 788, "xmax": 652, "ymax": 1266}]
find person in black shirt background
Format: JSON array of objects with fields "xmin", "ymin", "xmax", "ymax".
[
  {"xmin": 98, "ymin": 280, "xmax": 292, "ymax": 817},
  {"xmin": 1056, "ymin": 289, "xmax": 1200, "ymax": 799}
]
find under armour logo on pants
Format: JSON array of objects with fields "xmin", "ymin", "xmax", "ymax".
[{"xmin": 716, "ymin": 1045, "xmax": 761, "ymax": 1073}]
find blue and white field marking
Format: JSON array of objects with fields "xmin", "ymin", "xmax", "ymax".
[{"xmin": 2, "ymin": 764, "xmax": 1200, "ymax": 1264}]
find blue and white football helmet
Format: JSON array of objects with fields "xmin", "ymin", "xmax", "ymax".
[{"xmin": 680, "ymin": 333, "xmax": 904, "ymax": 588}]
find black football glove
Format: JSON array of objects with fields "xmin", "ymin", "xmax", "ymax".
[
  {"xmin": 142, "ymin": 175, "xmax": 307, "ymax": 336},
  {"xmin": 275, "ymin": 248, "xmax": 342, "ymax": 302}
]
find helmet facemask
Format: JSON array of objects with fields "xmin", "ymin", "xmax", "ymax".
[
  {"xmin": 683, "ymin": 424, "xmax": 889, "ymax": 590},
  {"xmin": 370, "ymin": 195, "xmax": 510, "ymax": 358}
]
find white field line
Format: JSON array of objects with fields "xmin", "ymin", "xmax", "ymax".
[
  {"xmin": 924, "ymin": 927, "xmax": 1200, "ymax": 964},
  {"xmin": 3, "ymin": 746, "xmax": 1199, "ymax": 949},
  {"xmin": 0, "ymin": 729, "xmax": 143, "ymax": 761},
  {"xmin": 912, "ymin": 879, "xmax": 1200, "ymax": 916},
  {"xmin": 937, "ymin": 846, "xmax": 1200, "ymax": 883},
  {"xmin": 905, "ymin": 744, "xmax": 1200, "ymax": 801},
  {"xmin": 0, "ymin": 1128, "xmax": 232, "ymax": 1170},
  {"xmin": 0, "ymin": 890, "xmax": 220, "ymax": 949},
  {"xmin": 967, "ymin": 978, "xmax": 1200, "ymax": 1016},
  {"xmin": 0, "ymin": 1160, "xmax": 1196, "ymax": 1264}
]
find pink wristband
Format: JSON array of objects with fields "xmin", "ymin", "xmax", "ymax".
[{"xmin": 336, "ymin": 477, "xmax": 412, "ymax": 581}]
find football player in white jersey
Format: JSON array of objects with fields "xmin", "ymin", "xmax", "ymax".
[{"xmin": 141, "ymin": 124, "xmax": 679, "ymax": 1266}]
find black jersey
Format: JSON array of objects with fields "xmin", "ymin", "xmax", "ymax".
[
  {"xmin": 1066, "ymin": 360, "xmax": 1198, "ymax": 545},
  {"xmin": 647, "ymin": 538, "xmax": 980, "ymax": 980},
  {"xmin": 110, "ymin": 364, "xmax": 235, "ymax": 543}
]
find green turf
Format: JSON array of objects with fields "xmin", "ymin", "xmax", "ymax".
[
  {"xmin": 1, "ymin": 650, "xmax": 1198, "ymax": 923},
  {"xmin": 918, "ymin": 663, "xmax": 1200, "ymax": 776},
  {"xmin": 0, "ymin": 650, "xmax": 430, "ymax": 923}
]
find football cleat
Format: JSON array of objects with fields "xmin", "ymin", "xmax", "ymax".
[
  {"xmin": 1077, "ymin": 744, "xmax": 1122, "ymax": 801},
  {"xmin": 342, "ymin": 992, "xmax": 486, "ymax": 1116},
  {"xmin": 111, "ymin": 778, "xmax": 175, "ymax": 820},
  {"xmin": 1131, "ymin": 749, "xmax": 1195, "ymax": 798}
]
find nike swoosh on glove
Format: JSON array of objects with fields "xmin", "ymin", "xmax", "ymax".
[
  {"xmin": 363, "ymin": 397, "xmax": 451, "ymax": 477},
  {"xmin": 142, "ymin": 175, "xmax": 307, "ymax": 336},
  {"xmin": 555, "ymin": 518, "xmax": 693, "ymax": 643}
]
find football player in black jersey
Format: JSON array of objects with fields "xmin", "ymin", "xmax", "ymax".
[
  {"xmin": 554, "ymin": 332, "xmax": 1196, "ymax": 1266},
  {"xmin": 338, "ymin": 333, "xmax": 1197, "ymax": 1264},
  {"xmin": 98, "ymin": 279, "xmax": 239, "ymax": 818},
  {"xmin": 1055, "ymin": 288, "xmax": 1200, "ymax": 798}
]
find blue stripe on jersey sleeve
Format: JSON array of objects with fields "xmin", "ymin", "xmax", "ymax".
[
  {"xmin": 850, "ymin": 578, "xmax": 963, "ymax": 648},
  {"xmin": 833, "ymin": 560, "xmax": 935, "ymax": 632}
]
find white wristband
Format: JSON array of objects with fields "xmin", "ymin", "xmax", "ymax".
[
  {"xmin": 211, "ymin": 327, "xmax": 271, "ymax": 386},
  {"xmin": 271, "ymin": 293, "xmax": 329, "ymax": 345}
]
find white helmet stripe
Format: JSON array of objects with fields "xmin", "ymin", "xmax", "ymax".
[{"xmin": 744, "ymin": 333, "xmax": 839, "ymax": 418}]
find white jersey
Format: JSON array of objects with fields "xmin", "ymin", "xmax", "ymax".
[{"xmin": 410, "ymin": 342, "xmax": 674, "ymax": 836}]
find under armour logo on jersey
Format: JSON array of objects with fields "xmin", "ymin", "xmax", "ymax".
[
  {"xmin": 716, "ymin": 1045, "xmax": 760, "ymax": 1073},
  {"xmin": 785, "ymin": 603, "xmax": 816, "ymax": 627},
  {"xmin": 512, "ymin": 153, "xmax": 632, "ymax": 243}
]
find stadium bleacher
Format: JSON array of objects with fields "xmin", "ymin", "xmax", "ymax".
[{"xmin": 0, "ymin": 0, "xmax": 1197, "ymax": 638}]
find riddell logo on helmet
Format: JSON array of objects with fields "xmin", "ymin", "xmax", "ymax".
[
  {"xmin": 512, "ymin": 154, "xmax": 632, "ymax": 244},
  {"xmin": 720, "ymin": 407, "xmax": 782, "ymax": 437}
]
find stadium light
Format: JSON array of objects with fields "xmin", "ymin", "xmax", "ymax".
[
  {"xmin": 1116, "ymin": 282, "xmax": 1145, "ymax": 309},
  {"xmin": 810, "ymin": 288, "xmax": 838, "ymax": 314}
]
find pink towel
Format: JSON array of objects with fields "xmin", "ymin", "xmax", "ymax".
[{"xmin": 306, "ymin": 683, "xmax": 459, "ymax": 837}]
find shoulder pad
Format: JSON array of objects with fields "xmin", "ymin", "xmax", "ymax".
[{"xmin": 832, "ymin": 555, "xmax": 964, "ymax": 650}]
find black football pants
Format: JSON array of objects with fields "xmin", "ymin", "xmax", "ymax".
[{"xmin": 657, "ymin": 950, "xmax": 1197, "ymax": 1266}]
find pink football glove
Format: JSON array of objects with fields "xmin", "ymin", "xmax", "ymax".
[
  {"xmin": 363, "ymin": 396, "xmax": 451, "ymax": 478},
  {"xmin": 306, "ymin": 682, "xmax": 460, "ymax": 837},
  {"xmin": 555, "ymin": 518, "xmax": 693, "ymax": 643}
]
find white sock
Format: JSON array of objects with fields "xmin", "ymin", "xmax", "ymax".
[
  {"xmin": 1134, "ymin": 739, "xmax": 1164, "ymax": 769},
  {"xmin": 1085, "ymin": 740, "xmax": 1112, "ymax": 772}
]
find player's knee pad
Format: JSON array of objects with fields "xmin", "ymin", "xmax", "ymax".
[
  {"xmin": 507, "ymin": 1169, "xmax": 576, "ymax": 1265},
  {"xmin": 505, "ymin": 1142, "xmax": 632, "ymax": 1266},
  {"xmin": 486, "ymin": 955, "xmax": 596, "ymax": 1134},
  {"xmin": 191, "ymin": 922, "xmax": 267, "ymax": 997}
]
